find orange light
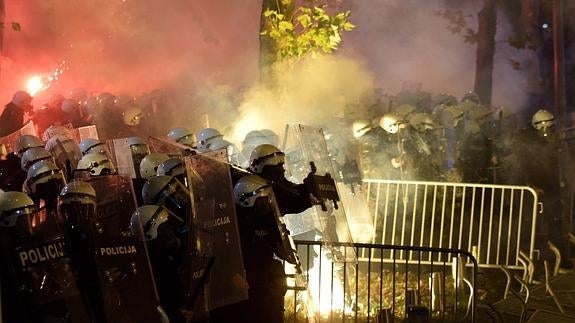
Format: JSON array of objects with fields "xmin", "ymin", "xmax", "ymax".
[{"xmin": 26, "ymin": 75, "xmax": 44, "ymax": 96}]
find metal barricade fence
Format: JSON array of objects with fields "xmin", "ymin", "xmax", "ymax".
[
  {"xmin": 285, "ymin": 241, "xmax": 478, "ymax": 322},
  {"xmin": 363, "ymin": 179, "xmax": 539, "ymax": 269}
]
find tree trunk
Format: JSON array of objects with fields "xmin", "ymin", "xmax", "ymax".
[
  {"xmin": 259, "ymin": 0, "xmax": 294, "ymax": 85},
  {"xmin": 552, "ymin": 0, "xmax": 566, "ymax": 124},
  {"xmin": 473, "ymin": 0, "xmax": 497, "ymax": 106}
]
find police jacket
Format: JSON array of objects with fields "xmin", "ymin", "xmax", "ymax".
[
  {"xmin": 0, "ymin": 102, "xmax": 24, "ymax": 136},
  {"xmin": 271, "ymin": 178, "xmax": 312, "ymax": 215}
]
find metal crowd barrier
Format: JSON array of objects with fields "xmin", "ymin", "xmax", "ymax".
[
  {"xmin": 363, "ymin": 179, "xmax": 539, "ymax": 269},
  {"xmin": 285, "ymin": 241, "xmax": 478, "ymax": 322}
]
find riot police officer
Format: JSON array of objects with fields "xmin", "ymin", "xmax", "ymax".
[
  {"xmin": 214, "ymin": 174, "xmax": 291, "ymax": 323},
  {"xmin": 248, "ymin": 144, "xmax": 312, "ymax": 215},
  {"xmin": 511, "ymin": 109, "xmax": 571, "ymax": 262},
  {"xmin": 0, "ymin": 91, "xmax": 33, "ymax": 137},
  {"xmin": 58, "ymin": 180, "xmax": 106, "ymax": 322},
  {"xmin": 131, "ymin": 205, "xmax": 188, "ymax": 323},
  {"xmin": 0, "ymin": 190, "xmax": 91, "ymax": 322}
]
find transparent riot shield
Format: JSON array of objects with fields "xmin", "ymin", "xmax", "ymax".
[
  {"xmin": 283, "ymin": 124, "xmax": 356, "ymax": 263},
  {"xmin": 46, "ymin": 136, "xmax": 82, "ymax": 181},
  {"xmin": 107, "ymin": 138, "xmax": 138, "ymax": 178},
  {"xmin": 148, "ymin": 135, "xmax": 195, "ymax": 158},
  {"xmin": 87, "ymin": 174, "xmax": 167, "ymax": 323},
  {"xmin": 5, "ymin": 207, "xmax": 91, "ymax": 322},
  {"xmin": 41, "ymin": 123, "xmax": 75, "ymax": 142},
  {"xmin": 184, "ymin": 150, "xmax": 248, "ymax": 311},
  {"xmin": 71, "ymin": 125, "xmax": 100, "ymax": 143},
  {"xmin": 0, "ymin": 121, "xmax": 37, "ymax": 154}
]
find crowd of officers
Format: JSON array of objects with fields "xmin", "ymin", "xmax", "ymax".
[
  {"xmin": 0, "ymin": 86, "xmax": 572, "ymax": 322},
  {"xmin": 351, "ymin": 90, "xmax": 562, "ymax": 186},
  {"xmin": 0, "ymin": 90, "xmax": 319, "ymax": 322},
  {"xmin": 351, "ymin": 89, "xmax": 573, "ymax": 264}
]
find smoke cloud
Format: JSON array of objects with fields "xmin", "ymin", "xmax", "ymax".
[
  {"xmin": 1, "ymin": 0, "xmax": 542, "ymax": 133},
  {"xmin": 1, "ymin": 0, "xmax": 261, "ymax": 102}
]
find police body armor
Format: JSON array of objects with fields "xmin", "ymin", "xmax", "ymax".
[
  {"xmin": 0, "ymin": 206, "xmax": 91, "ymax": 322},
  {"xmin": 85, "ymin": 174, "xmax": 166, "ymax": 323}
]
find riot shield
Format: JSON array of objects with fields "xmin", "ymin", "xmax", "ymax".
[
  {"xmin": 0, "ymin": 121, "xmax": 37, "ymax": 154},
  {"xmin": 71, "ymin": 125, "xmax": 100, "ymax": 143},
  {"xmin": 41, "ymin": 123, "xmax": 75, "ymax": 142},
  {"xmin": 184, "ymin": 150, "xmax": 248, "ymax": 311},
  {"xmin": 260, "ymin": 186, "xmax": 302, "ymax": 266},
  {"xmin": 283, "ymin": 124, "xmax": 356, "ymax": 262},
  {"xmin": 87, "ymin": 174, "xmax": 166, "ymax": 323},
  {"xmin": 148, "ymin": 135, "xmax": 195, "ymax": 158},
  {"xmin": 107, "ymin": 138, "xmax": 138, "ymax": 178},
  {"xmin": 44, "ymin": 127, "xmax": 82, "ymax": 180},
  {"xmin": 1, "ymin": 206, "xmax": 91, "ymax": 322}
]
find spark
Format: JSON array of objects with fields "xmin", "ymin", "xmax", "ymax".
[{"xmin": 24, "ymin": 60, "xmax": 69, "ymax": 96}]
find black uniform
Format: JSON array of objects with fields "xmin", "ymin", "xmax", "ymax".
[
  {"xmin": 271, "ymin": 178, "xmax": 312, "ymax": 216},
  {"xmin": 0, "ymin": 102, "xmax": 24, "ymax": 137},
  {"xmin": 236, "ymin": 203, "xmax": 288, "ymax": 323}
]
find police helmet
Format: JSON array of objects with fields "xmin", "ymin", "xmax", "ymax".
[
  {"xmin": 260, "ymin": 129, "xmax": 279, "ymax": 146},
  {"xmin": 12, "ymin": 91, "xmax": 33, "ymax": 107},
  {"xmin": 26, "ymin": 160, "xmax": 66, "ymax": 195},
  {"xmin": 142, "ymin": 175, "xmax": 173, "ymax": 205},
  {"xmin": 379, "ymin": 112, "xmax": 402, "ymax": 134},
  {"xmin": 248, "ymin": 144, "xmax": 285, "ymax": 174},
  {"xmin": 59, "ymin": 180, "xmax": 97, "ymax": 205},
  {"xmin": 0, "ymin": 191, "xmax": 36, "ymax": 228},
  {"xmin": 97, "ymin": 92, "xmax": 116, "ymax": 107},
  {"xmin": 197, "ymin": 128, "xmax": 223, "ymax": 150},
  {"xmin": 14, "ymin": 135, "xmax": 44, "ymax": 156},
  {"xmin": 243, "ymin": 130, "xmax": 266, "ymax": 146},
  {"xmin": 77, "ymin": 153, "xmax": 116, "ymax": 176},
  {"xmin": 128, "ymin": 137, "xmax": 150, "ymax": 155},
  {"xmin": 139, "ymin": 153, "xmax": 170, "ymax": 180},
  {"xmin": 233, "ymin": 175, "xmax": 270, "ymax": 207},
  {"xmin": 167, "ymin": 127, "xmax": 197, "ymax": 147},
  {"xmin": 532, "ymin": 109, "xmax": 555, "ymax": 131},
  {"xmin": 79, "ymin": 138, "xmax": 108, "ymax": 156},
  {"xmin": 61, "ymin": 99, "xmax": 80, "ymax": 114},
  {"xmin": 20, "ymin": 147, "xmax": 53, "ymax": 172},
  {"xmin": 156, "ymin": 158, "xmax": 185, "ymax": 177}
]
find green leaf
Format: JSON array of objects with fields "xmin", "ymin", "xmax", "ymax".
[
  {"xmin": 11, "ymin": 22, "xmax": 21, "ymax": 31},
  {"xmin": 343, "ymin": 22, "xmax": 355, "ymax": 31},
  {"xmin": 279, "ymin": 21, "xmax": 294, "ymax": 32},
  {"xmin": 264, "ymin": 9, "xmax": 274, "ymax": 17},
  {"xmin": 269, "ymin": 30, "xmax": 281, "ymax": 39},
  {"xmin": 262, "ymin": 2, "xmax": 355, "ymax": 63},
  {"xmin": 329, "ymin": 33, "xmax": 341, "ymax": 46},
  {"xmin": 297, "ymin": 13, "xmax": 311, "ymax": 28}
]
